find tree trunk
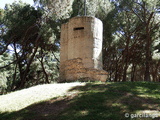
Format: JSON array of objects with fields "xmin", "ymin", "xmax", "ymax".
[
  {"xmin": 11, "ymin": 63, "xmax": 18, "ymax": 91},
  {"xmin": 122, "ymin": 35, "xmax": 130, "ymax": 82},
  {"xmin": 18, "ymin": 35, "xmax": 41, "ymax": 89},
  {"xmin": 151, "ymin": 61, "xmax": 160, "ymax": 82},
  {"xmin": 13, "ymin": 43, "xmax": 24, "ymax": 89},
  {"xmin": 131, "ymin": 63, "xmax": 136, "ymax": 82},
  {"xmin": 39, "ymin": 50, "xmax": 50, "ymax": 83},
  {"xmin": 144, "ymin": 25, "xmax": 151, "ymax": 82}
]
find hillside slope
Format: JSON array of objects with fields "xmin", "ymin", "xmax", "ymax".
[
  {"xmin": 0, "ymin": 82, "xmax": 160, "ymax": 120},
  {"xmin": 0, "ymin": 82, "xmax": 85, "ymax": 113}
]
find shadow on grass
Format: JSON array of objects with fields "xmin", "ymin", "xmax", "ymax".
[
  {"xmin": 0, "ymin": 96, "xmax": 73, "ymax": 120},
  {"xmin": 0, "ymin": 82, "xmax": 160, "ymax": 120}
]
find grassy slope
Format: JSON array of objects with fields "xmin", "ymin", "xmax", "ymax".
[
  {"xmin": 0, "ymin": 82, "xmax": 160, "ymax": 120},
  {"xmin": 0, "ymin": 82, "xmax": 85, "ymax": 113}
]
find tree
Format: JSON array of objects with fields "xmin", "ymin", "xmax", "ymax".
[
  {"xmin": 0, "ymin": 53, "xmax": 13, "ymax": 94},
  {"xmin": 127, "ymin": 0, "xmax": 160, "ymax": 81},
  {"xmin": 33, "ymin": 0, "xmax": 160, "ymax": 82},
  {"xmin": 103, "ymin": 0, "xmax": 160, "ymax": 82},
  {"xmin": 0, "ymin": 1, "xmax": 60, "ymax": 91}
]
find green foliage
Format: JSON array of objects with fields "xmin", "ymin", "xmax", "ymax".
[
  {"xmin": 34, "ymin": 0, "xmax": 113, "ymax": 19},
  {"xmin": 0, "ymin": 72, "xmax": 7, "ymax": 89},
  {"xmin": 34, "ymin": 0, "xmax": 74, "ymax": 19},
  {"xmin": 70, "ymin": 0, "xmax": 113, "ymax": 19},
  {"xmin": 0, "ymin": 53, "xmax": 13, "ymax": 93},
  {"xmin": 103, "ymin": 0, "xmax": 160, "ymax": 82},
  {"xmin": 0, "ymin": 1, "xmax": 60, "ymax": 92}
]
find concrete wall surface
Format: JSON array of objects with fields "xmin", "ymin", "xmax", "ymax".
[{"xmin": 60, "ymin": 16, "xmax": 107, "ymax": 82}]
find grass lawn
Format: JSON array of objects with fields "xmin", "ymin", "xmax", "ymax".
[{"xmin": 0, "ymin": 82, "xmax": 160, "ymax": 120}]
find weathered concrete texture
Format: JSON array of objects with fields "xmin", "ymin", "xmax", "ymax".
[
  {"xmin": 60, "ymin": 16, "xmax": 108, "ymax": 82},
  {"xmin": 60, "ymin": 58, "xmax": 107, "ymax": 82}
]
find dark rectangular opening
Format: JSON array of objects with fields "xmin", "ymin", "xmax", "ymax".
[{"xmin": 74, "ymin": 27, "xmax": 84, "ymax": 30}]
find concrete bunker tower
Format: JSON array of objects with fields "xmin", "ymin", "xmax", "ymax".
[{"xmin": 60, "ymin": 16, "xmax": 107, "ymax": 82}]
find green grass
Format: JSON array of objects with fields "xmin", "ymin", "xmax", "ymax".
[
  {"xmin": 0, "ymin": 82, "xmax": 85, "ymax": 113},
  {"xmin": 0, "ymin": 82, "xmax": 160, "ymax": 120}
]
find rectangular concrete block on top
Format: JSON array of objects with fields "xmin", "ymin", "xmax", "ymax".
[{"xmin": 60, "ymin": 16, "xmax": 108, "ymax": 82}]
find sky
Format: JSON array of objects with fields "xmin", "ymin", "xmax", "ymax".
[{"xmin": 0, "ymin": 0, "xmax": 34, "ymax": 9}]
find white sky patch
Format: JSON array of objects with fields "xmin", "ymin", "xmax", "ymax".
[
  {"xmin": 7, "ymin": 45, "xmax": 20, "ymax": 54},
  {"xmin": 7, "ymin": 45, "xmax": 14, "ymax": 53},
  {"xmin": 0, "ymin": 0, "xmax": 34, "ymax": 9},
  {"xmin": 152, "ymin": 50, "xmax": 160, "ymax": 60}
]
